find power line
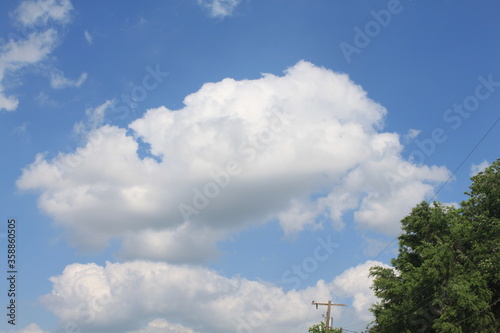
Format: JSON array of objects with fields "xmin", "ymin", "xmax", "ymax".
[
  {"xmin": 299, "ymin": 302, "xmax": 313, "ymax": 333},
  {"xmin": 455, "ymin": 298, "xmax": 500, "ymax": 328},
  {"xmin": 342, "ymin": 279, "xmax": 439, "ymax": 330},
  {"xmin": 428, "ymin": 114, "xmax": 500, "ymax": 203},
  {"xmin": 319, "ymin": 114, "xmax": 500, "ymax": 330},
  {"xmin": 343, "ymin": 115, "xmax": 499, "ymax": 287}
]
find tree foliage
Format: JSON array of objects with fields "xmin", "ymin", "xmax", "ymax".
[
  {"xmin": 368, "ymin": 159, "xmax": 500, "ymax": 332},
  {"xmin": 308, "ymin": 322, "xmax": 343, "ymax": 333}
]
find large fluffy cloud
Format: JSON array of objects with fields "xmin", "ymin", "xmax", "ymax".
[
  {"xmin": 17, "ymin": 61, "xmax": 449, "ymax": 260},
  {"xmin": 41, "ymin": 260, "xmax": 388, "ymax": 333}
]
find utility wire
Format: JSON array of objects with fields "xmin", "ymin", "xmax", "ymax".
[
  {"xmin": 428, "ymin": 114, "xmax": 500, "ymax": 203},
  {"xmin": 455, "ymin": 297, "xmax": 500, "ymax": 328},
  {"xmin": 321, "ymin": 114, "xmax": 500, "ymax": 330},
  {"xmin": 337, "ymin": 114, "xmax": 500, "ymax": 293}
]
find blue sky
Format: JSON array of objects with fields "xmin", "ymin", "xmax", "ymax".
[{"xmin": 1, "ymin": 0, "xmax": 499, "ymax": 332}]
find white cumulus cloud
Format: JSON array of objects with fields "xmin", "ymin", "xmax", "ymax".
[
  {"xmin": 17, "ymin": 61, "xmax": 450, "ymax": 261},
  {"xmin": 41, "ymin": 260, "xmax": 386, "ymax": 333}
]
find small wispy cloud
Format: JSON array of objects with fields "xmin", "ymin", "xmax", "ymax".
[
  {"xmin": 50, "ymin": 70, "xmax": 87, "ymax": 89},
  {"xmin": 84, "ymin": 29, "xmax": 93, "ymax": 45},
  {"xmin": 73, "ymin": 100, "xmax": 113, "ymax": 137},
  {"xmin": 12, "ymin": 122, "xmax": 31, "ymax": 142},
  {"xmin": 35, "ymin": 91, "xmax": 59, "ymax": 107},
  {"xmin": 0, "ymin": 29, "xmax": 58, "ymax": 111},
  {"xmin": 403, "ymin": 128, "xmax": 421, "ymax": 144},
  {"xmin": 470, "ymin": 160, "xmax": 489, "ymax": 176},
  {"xmin": 197, "ymin": 0, "xmax": 242, "ymax": 19},
  {"xmin": 85, "ymin": 100, "xmax": 110, "ymax": 129},
  {"xmin": 0, "ymin": 86, "xmax": 19, "ymax": 112},
  {"xmin": 405, "ymin": 128, "xmax": 420, "ymax": 140}
]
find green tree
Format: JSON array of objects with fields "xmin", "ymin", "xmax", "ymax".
[
  {"xmin": 308, "ymin": 322, "xmax": 343, "ymax": 333},
  {"xmin": 368, "ymin": 159, "xmax": 500, "ymax": 332}
]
